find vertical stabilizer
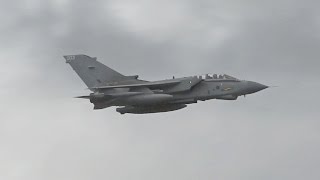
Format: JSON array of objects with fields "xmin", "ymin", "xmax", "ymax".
[{"xmin": 64, "ymin": 55, "xmax": 127, "ymax": 88}]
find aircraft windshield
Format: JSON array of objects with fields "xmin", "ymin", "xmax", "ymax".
[{"xmin": 196, "ymin": 74, "xmax": 239, "ymax": 80}]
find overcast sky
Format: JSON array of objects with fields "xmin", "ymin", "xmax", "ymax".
[{"xmin": 1, "ymin": 0, "xmax": 320, "ymax": 180}]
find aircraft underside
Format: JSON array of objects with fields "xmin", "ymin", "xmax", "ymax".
[{"xmin": 116, "ymin": 104, "xmax": 187, "ymax": 114}]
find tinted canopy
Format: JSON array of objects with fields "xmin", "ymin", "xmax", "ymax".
[{"xmin": 196, "ymin": 74, "xmax": 239, "ymax": 81}]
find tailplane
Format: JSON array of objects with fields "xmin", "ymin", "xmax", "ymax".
[{"xmin": 64, "ymin": 55, "xmax": 130, "ymax": 88}]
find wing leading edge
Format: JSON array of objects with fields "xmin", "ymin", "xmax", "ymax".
[{"xmin": 90, "ymin": 80, "xmax": 181, "ymax": 89}]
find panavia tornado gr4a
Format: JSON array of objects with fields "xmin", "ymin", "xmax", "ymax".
[{"xmin": 64, "ymin": 55, "xmax": 268, "ymax": 114}]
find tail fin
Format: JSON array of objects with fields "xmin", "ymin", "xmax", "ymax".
[{"xmin": 64, "ymin": 55, "xmax": 128, "ymax": 88}]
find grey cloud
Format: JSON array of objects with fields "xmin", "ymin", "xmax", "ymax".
[{"xmin": 1, "ymin": 0, "xmax": 320, "ymax": 180}]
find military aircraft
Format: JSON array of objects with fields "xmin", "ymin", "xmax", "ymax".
[{"xmin": 64, "ymin": 55, "xmax": 268, "ymax": 114}]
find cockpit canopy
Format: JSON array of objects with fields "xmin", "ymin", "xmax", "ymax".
[{"xmin": 196, "ymin": 74, "xmax": 239, "ymax": 81}]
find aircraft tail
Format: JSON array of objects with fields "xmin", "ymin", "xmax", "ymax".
[{"xmin": 64, "ymin": 55, "xmax": 130, "ymax": 88}]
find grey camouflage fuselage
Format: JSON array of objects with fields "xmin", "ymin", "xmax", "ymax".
[{"xmin": 64, "ymin": 55, "xmax": 268, "ymax": 114}]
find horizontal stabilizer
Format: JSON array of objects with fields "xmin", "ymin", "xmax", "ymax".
[{"xmin": 74, "ymin": 92, "xmax": 149, "ymax": 101}]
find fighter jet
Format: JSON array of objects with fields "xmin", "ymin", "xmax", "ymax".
[{"xmin": 64, "ymin": 55, "xmax": 268, "ymax": 114}]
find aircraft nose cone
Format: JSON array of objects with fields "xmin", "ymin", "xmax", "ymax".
[{"xmin": 246, "ymin": 81, "xmax": 268, "ymax": 94}]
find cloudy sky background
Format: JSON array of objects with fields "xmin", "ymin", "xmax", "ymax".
[{"xmin": 1, "ymin": 0, "xmax": 320, "ymax": 179}]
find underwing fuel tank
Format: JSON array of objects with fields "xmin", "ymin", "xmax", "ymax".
[
  {"xmin": 116, "ymin": 104, "xmax": 187, "ymax": 114},
  {"xmin": 125, "ymin": 94, "xmax": 174, "ymax": 105},
  {"xmin": 215, "ymin": 95, "xmax": 238, "ymax": 100}
]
